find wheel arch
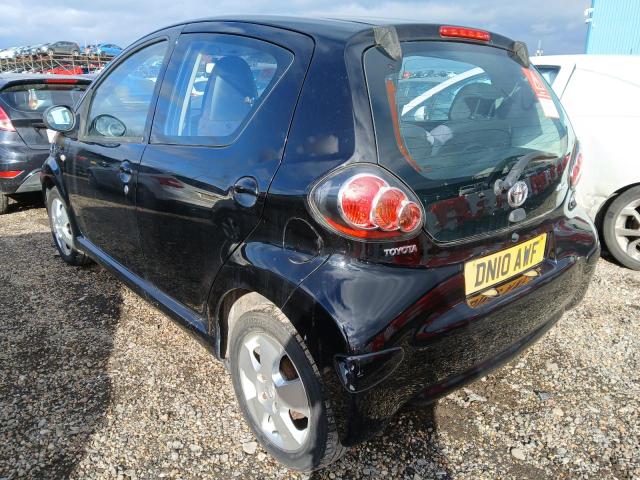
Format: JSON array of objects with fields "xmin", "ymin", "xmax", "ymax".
[{"xmin": 208, "ymin": 263, "xmax": 350, "ymax": 374}]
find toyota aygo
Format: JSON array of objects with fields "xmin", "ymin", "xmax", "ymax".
[{"xmin": 41, "ymin": 17, "xmax": 599, "ymax": 471}]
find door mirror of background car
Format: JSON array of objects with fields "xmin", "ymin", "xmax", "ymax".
[{"xmin": 43, "ymin": 105, "xmax": 75, "ymax": 132}]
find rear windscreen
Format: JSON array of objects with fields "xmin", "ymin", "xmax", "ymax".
[
  {"xmin": 364, "ymin": 41, "xmax": 575, "ymax": 242},
  {"xmin": 0, "ymin": 83, "xmax": 87, "ymax": 113}
]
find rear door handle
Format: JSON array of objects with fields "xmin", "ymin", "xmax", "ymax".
[
  {"xmin": 119, "ymin": 161, "xmax": 132, "ymax": 174},
  {"xmin": 232, "ymin": 176, "xmax": 259, "ymax": 208},
  {"xmin": 119, "ymin": 160, "xmax": 132, "ymax": 185}
]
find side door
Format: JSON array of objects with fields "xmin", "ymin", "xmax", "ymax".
[
  {"xmin": 136, "ymin": 23, "xmax": 314, "ymax": 314},
  {"xmin": 63, "ymin": 38, "xmax": 172, "ymax": 275}
]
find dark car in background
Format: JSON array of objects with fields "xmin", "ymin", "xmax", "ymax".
[
  {"xmin": 42, "ymin": 41, "xmax": 81, "ymax": 56},
  {"xmin": 0, "ymin": 74, "xmax": 91, "ymax": 213},
  {"xmin": 41, "ymin": 17, "xmax": 599, "ymax": 471}
]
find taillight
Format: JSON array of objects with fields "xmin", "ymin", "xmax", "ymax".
[
  {"xmin": 310, "ymin": 166, "xmax": 424, "ymax": 241},
  {"xmin": 0, "ymin": 105, "xmax": 15, "ymax": 132},
  {"xmin": 570, "ymin": 152, "xmax": 583, "ymax": 188},
  {"xmin": 440, "ymin": 26, "xmax": 491, "ymax": 42},
  {"xmin": 0, "ymin": 170, "xmax": 24, "ymax": 179}
]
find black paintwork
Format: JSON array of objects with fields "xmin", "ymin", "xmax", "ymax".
[{"xmin": 40, "ymin": 17, "xmax": 600, "ymax": 447}]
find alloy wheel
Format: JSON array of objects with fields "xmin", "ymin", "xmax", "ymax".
[
  {"xmin": 237, "ymin": 332, "xmax": 311, "ymax": 452},
  {"xmin": 614, "ymin": 198, "xmax": 640, "ymax": 262},
  {"xmin": 51, "ymin": 198, "xmax": 73, "ymax": 256}
]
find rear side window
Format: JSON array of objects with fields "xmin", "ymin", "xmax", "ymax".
[
  {"xmin": 0, "ymin": 83, "xmax": 88, "ymax": 113},
  {"xmin": 151, "ymin": 33, "xmax": 293, "ymax": 146}
]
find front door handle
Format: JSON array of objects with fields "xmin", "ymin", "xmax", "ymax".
[{"xmin": 232, "ymin": 176, "xmax": 259, "ymax": 208}]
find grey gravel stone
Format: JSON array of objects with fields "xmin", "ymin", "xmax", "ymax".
[
  {"xmin": 510, "ymin": 447, "xmax": 526, "ymax": 460},
  {"xmin": 242, "ymin": 441, "xmax": 258, "ymax": 455}
]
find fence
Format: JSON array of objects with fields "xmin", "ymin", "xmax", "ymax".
[{"xmin": 0, "ymin": 53, "xmax": 113, "ymax": 75}]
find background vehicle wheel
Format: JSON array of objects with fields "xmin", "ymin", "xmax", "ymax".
[
  {"xmin": 0, "ymin": 194, "xmax": 8, "ymax": 214},
  {"xmin": 72, "ymin": 50, "xmax": 79, "ymax": 56},
  {"xmin": 602, "ymin": 186, "xmax": 640, "ymax": 270},
  {"xmin": 229, "ymin": 306, "xmax": 345, "ymax": 471},
  {"xmin": 46, "ymin": 188, "xmax": 91, "ymax": 266}
]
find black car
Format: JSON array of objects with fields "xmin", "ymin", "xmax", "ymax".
[
  {"xmin": 40, "ymin": 17, "xmax": 599, "ymax": 471},
  {"xmin": 0, "ymin": 74, "xmax": 91, "ymax": 213}
]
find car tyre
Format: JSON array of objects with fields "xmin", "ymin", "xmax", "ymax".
[
  {"xmin": 602, "ymin": 186, "xmax": 640, "ymax": 270},
  {"xmin": 0, "ymin": 194, "xmax": 9, "ymax": 215},
  {"xmin": 229, "ymin": 305, "xmax": 346, "ymax": 471},
  {"xmin": 72, "ymin": 50, "xmax": 79, "ymax": 56},
  {"xmin": 46, "ymin": 187, "xmax": 91, "ymax": 266}
]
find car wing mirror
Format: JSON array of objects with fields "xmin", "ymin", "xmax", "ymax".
[
  {"xmin": 43, "ymin": 105, "xmax": 76, "ymax": 132},
  {"xmin": 92, "ymin": 114, "xmax": 126, "ymax": 138}
]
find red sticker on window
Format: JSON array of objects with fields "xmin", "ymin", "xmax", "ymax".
[{"xmin": 522, "ymin": 68, "xmax": 559, "ymax": 119}]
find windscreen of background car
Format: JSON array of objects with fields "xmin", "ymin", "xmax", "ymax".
[
  {"xmin": 364, "ymin": 41, "xmax": 576, "ymax": 242},
  {"xmin": 0, "ymin": 83, "xmax": 87, "ymax": 113}
]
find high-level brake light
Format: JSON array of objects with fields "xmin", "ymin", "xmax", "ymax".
[
  {"xmin": 439, "ymin": 26, "xmax": 491, "ymax": 42},
  {"xmin": 45, "ymin": 78, "xmax": 79, "ymax": 84}
]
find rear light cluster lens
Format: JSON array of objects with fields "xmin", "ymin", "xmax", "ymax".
[
  {"xmin": 570, "ymin": 151, "xmax": 583, "ymax": 188},
  {"xmin": 339, "ymin": 175, "xmax": 422, "ymax": 234},
  {"xmin": 0, "ymin": 106, "xmax": 15, "ymax": 132},
  {"xmin": 0, "ymin": 170, "xmax": 24, "ymax": 179},
  {"xmin": 439, "ymin": 26, "xmax": 491, "ymax": 42},
  {"xmin": 311, "ymin": 167, "xmax": 425, "ymax": 241},
  {"xmin": 339, "ymin": 175, "xmax": 386, "ymax": 228}
]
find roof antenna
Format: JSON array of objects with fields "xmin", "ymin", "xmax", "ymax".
[{"xmin": 535, "ymin": 40, "xmax": 544, "ymax": 56}]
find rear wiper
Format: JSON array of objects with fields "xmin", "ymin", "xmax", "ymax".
[{"xmin": 493, "ymin": 151, "xmax": 556, "ymax": 195}]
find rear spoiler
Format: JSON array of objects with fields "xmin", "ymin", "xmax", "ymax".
[
  {"xmin": 373, "ymin": 24, "xmax": 531, "ymax": 67},
  {"xmin": 0, "ymin": 76, "xmax": 92, "ymax": 91}
]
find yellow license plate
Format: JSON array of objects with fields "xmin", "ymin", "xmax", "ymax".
[{"xmin": 464, "ymin": 233, "xmax": 547, "ymax": 296}]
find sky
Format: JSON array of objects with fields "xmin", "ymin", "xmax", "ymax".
[{"xmin": 0, "ymin": 0, "xmax": 591, "ymax": 55}]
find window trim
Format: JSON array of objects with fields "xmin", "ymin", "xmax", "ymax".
[
  {"xmin": 78, "ymin": 36, "xmax": 172, "ymax": 145},
  {"xmin": 149, "ymin": 32, "xmax": 295, "ymax": 148}
]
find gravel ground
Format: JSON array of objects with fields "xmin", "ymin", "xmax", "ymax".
[{"xmin": 1, "ymin": 202, "xmax": 639, "ymax": 480}]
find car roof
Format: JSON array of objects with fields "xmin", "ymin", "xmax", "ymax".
[
  {"xmin": 0, "ymin": 73, "xmax": 93, "ymax": 89},
  {"xmin": 141, "ymin": 15, "xmax": 515, "ymax": 46}
]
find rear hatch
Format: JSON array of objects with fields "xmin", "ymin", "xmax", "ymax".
[
  {"xmin": 0, "ymin": 77, "xmax": 90, "ymax": 149},
  {"xmin": 364, "ymin": 31, "xmax": 576, "ymax": 243}
]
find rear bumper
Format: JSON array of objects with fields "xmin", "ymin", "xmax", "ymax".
[
  {"xmin": 297, "ymin": 211, "xmax": 599, "ymax": 445},
  {"xmin": 0, "ymin": 144, "xmax": 48, "ymax": 194}
]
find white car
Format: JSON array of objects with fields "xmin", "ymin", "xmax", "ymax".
[{"xmin": 532, "ymin": 55, "xmax": 640, "ymax": 270}]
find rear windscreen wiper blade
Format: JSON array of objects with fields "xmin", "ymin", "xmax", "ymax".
[{"xmin": 493, "ymin": 151, "xmax": 556, "ymax": 195}]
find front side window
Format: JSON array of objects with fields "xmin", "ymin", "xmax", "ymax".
[
  {"xmin": 86, "ymin": 41, "xmax": 167, "ymax": 140},
  {"xmin": 152, "ymin": 33, "xmax": 293, "ymax": 146}
]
